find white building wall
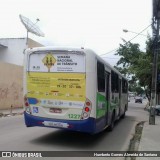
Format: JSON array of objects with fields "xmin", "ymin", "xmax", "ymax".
[
  {"xmin": 0, "ymin": 38, "xmax": 43, "ymax": 66},
  {"xmin": 0, "ymin": 38, "xmax": 26, "ymax": 66}
]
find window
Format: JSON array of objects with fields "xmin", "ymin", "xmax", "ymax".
[
  {"xmin": 97, "ymin": 61, "xmax": 105, "ymax": 92},
  {"xmin": 122, "ymin": 78, "xmax": 128, "ymax": 93},
  {"xmin": 105, "ymin": 73, "xmax": 110, "ymax": 100},
  {"xmin": 157, "ymin": 71, "xmax": 160, "ymax": 93},
  {"xmin": 111, "ymin": 71, "xmax": 119, "ymax": 93}
]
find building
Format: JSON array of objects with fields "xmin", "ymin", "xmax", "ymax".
[
  {"xmin": 0, "ymin": 38, "xmax": 43, "ymax": 65},
  {"xmin": 0, "ymin": 38, "xmax": 43, "ymax": 109}
]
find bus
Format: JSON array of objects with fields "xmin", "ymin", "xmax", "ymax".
[{"xmin": 23, "ymin": 47, "xmax": 128, "ymax": 134}]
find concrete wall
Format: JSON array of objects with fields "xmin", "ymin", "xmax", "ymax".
[
  {"xmin": 28, "ymin": 38, "xmax": 43, "ymax": 48},
  {"xmin": 0, "ymin": 38, "xmax": 26, "ymax": 66},
  {"xmin": 0, "ymin": 38, "xmax": 43, "ymax": 109},
  {"xmin": 0, "ymin": 62, "xmax": 23, "ymax": 109}
]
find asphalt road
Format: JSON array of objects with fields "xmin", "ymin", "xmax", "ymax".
[{"xmin": 0, "ymin": 98, "xmax": 149, "ymax": 159}]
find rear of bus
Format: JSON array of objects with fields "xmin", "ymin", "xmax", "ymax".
[{"xmin": 23, "ymin": 48, "xmax": 95, "ymax": 133}]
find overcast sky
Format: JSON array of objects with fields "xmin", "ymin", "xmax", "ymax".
[{"xmin": 0, "ymin": 0, "xmax": 152, "ymax": 65}]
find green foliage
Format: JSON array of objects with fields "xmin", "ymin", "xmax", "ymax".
[
  {"xmin": 115, "ymin": 39, "xmax": 142, "ymax": 68},
  {"xmin": 115, "ymin": 37, "xmax": 154, "ymax": 96},
  {"xmin": 135, "ymin": 86, "xmax": 145, "ymax": 95}
]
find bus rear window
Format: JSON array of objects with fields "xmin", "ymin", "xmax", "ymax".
[{"xmin": 28, "ymin": 51, "xmax": 85, "ymax": 73}]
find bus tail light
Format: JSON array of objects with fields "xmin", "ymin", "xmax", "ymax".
[
  {"xmin": 84, "ymin": 107, "xmax": 90, "ymax": 112},
  {"xmin": 81, "ymin": 98, "xmax": 92, "ymax": 120},
  {"xmin": 25, "ymin": 102, "xmax": 29, "ymax": 107},
  {"xmin": 24, "ymin": 95, "xmax": 31, "ymax": 114}
]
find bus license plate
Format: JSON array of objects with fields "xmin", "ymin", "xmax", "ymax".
[
  {"xmin": 50, "ymin": 108, "xmax": 62, "ymax": 113},
  {"xmin": 42, "ymin": 121, "xmax": 69, "ymax": 128}
]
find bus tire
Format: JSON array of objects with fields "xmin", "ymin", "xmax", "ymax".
[{"xmin": 108, "ymin": 111, "xmax": 115, "ymax": 131}]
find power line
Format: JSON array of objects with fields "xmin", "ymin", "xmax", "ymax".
[
  {"xmin": 100, "ymin": 24, "xmax": 152, "ymax": 57},
  {"xmin": 103, "ymin": 57, "xmax": 120, "ymax": 59},
  {"xmin": 101, "ymin": 48, "xmax": 118, "ymax": 57},
  {"xmin": 126, "ymin": 24, "xmax": 151, "ymax": 43}
]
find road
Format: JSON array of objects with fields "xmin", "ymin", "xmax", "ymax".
[{"xmin": 0, "ymin": 98, "xmax": 149, "ymax": 159}]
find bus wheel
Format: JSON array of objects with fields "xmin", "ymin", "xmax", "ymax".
[{"xmin": 108, "ymin": 112, "xmax": 115, "ymax": 131}]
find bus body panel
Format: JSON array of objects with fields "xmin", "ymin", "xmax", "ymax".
[
  {"xmin": 85, "ymin": 50, "xmax": 97, "ymax": 119},
  {"xmin": 24, "ymin": 112, "xmax": 96, "ymax": 133},
  {"xmin": 23, "ymin": 47, "xmax": 128, "ymax": 134},
  {"xmin": 25, "ymin": 50, "xmax": 88, "ymax": 121}
]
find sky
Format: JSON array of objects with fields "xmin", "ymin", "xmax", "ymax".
[{"xmin": 0, "ymin": 0, "xmax": 152, "ymax": 66}]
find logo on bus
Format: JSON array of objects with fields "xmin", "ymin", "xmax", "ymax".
[{"xmin": 42, "ymin": 53, "xmax": 56, "ymax": 72}]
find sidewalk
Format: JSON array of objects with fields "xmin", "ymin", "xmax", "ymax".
[
  {"xmin": 137, "ymin": 115, "xmax": 160, "ymax": 160},
  {"xmin": 0, "ymin": 107, "xmax": 24, "ymax": 117}
]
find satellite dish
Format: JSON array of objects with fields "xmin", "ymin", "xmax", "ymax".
[{"xmin": 19, "ymin": 14, "xmax": 45, "ymax": 37}]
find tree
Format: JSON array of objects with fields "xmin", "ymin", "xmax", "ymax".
[{"xmin": 115, "ymin": 37, "xmax": 156, "ymax": 101}]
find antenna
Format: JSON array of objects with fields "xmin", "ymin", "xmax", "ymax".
[{"xmin": 19, "ymin": 14, "xmax": 45, "ymax": 47}]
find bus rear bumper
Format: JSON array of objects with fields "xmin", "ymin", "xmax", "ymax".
[{"xmin": 24, "ymin": 112, "xmax": 96, "ymax": 134}]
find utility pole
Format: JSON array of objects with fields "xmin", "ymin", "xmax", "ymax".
[{"xmin": 149, "ymin": 16, "xmax": 160, "ymax": 124}]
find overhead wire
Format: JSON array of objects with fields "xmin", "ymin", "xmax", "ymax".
[{"xmin": 100, "ymin": 23, "xmax": 152, "ymax": 57}]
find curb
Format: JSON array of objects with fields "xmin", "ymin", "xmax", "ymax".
[
  {"xmin": 125, "ymin": 121, "xmax": 145, "ymax": 160},
  {"xmin": 0, "ymin": 112, "xmax": 23, "ymax": 118}
]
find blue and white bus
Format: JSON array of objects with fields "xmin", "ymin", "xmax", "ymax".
[{"xmin": 23, "ymin": 47, "xmax": 128, "ymax": 134}]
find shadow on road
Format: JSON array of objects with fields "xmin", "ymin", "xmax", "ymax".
[{"xmin": 30, "ymin": 115, "xmax": 138, "ymax": 150}]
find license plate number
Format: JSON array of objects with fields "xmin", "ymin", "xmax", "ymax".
[
  {"xmin": 42, "ymin": 121, "xmax": 69, "ymax": 128},
  {"xmin": 49, "ymin": 108, "xmax": 62, "ymax": 113}
]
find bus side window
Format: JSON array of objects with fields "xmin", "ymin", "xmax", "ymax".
[
  {"xmin": 97, "ymin": 61, "xmax": 105, "ymax": 92},
  {"xmin": 111, "ymin": 71, "xmax": 119, "ymax": 93},
  {"xmin": 122, "ymin": 78, "xmax": 128, "ymax": 93},
  {"xmin": 105, "ymin": 72, "xmax": 110, "ymax": 101}
]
